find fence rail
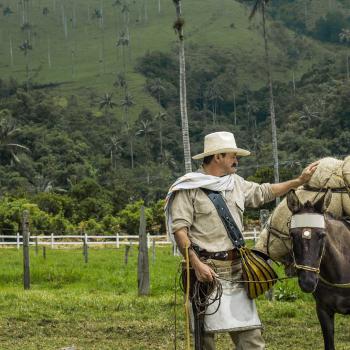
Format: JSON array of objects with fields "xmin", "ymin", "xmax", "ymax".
[{"xmin": 0, "ymin": 229, "xmax": 261, "ymax": 249}]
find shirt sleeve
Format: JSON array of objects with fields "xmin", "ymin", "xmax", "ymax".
[
  {"xmin": 170, "ymin": 189, "xmax": 194, "ymax": 234},
  {"xmin": 242, "ymin": 180, "xmax": 276, "ymax": 208}
]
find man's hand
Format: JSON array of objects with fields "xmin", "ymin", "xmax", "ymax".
[
  {"xmin": 271, "ymin": 160, "xmax": 320, "ymax": 197},
  {"xmin": 192, "ymin": 259, "xmax": 218, "ymax": 282},
  {"xmin": 298, "ymin": 161, "xmax": 319, "ymax": 185}
]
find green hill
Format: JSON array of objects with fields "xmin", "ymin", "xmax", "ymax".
[{"xmin": 0, "ymin": 0, "xmax": 348, "ymax": 100}]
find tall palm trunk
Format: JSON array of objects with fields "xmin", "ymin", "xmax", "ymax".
[
  {"xmin": 9, "ymin": 36, "xmax": 14, "ymax": 66},
  {"xmin": 233, "ymin": 91, "xmax": 237, "ymax": 125},
  {"xmin": 262, "ymin": 3, "xmax": 280, "ymax": 202},
  {"xmin": 173, "ymin": 0, "xmax": 192, "ymax": 173}
]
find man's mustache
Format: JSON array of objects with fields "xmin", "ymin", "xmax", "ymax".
[{"xmin": 232, "ymin": 163, "xmax": 238, "ymax": 168}]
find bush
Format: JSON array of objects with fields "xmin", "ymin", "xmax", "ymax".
[{"xmin": 117, "ymin": 200, "xmax": 152, "ymax": 235}]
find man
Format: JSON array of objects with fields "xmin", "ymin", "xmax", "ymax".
[{"xmin": 166, "ymin": 131, "xmax": 318, "ymax": 350}]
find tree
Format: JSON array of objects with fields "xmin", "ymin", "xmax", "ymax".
[
  {"xmin": 113, "ymin": 72, "xmax": 128, "ymax": 94},
  {"xmin": 249, "ymin": 0, "xmax": 280, "ymax": 202},
  {"xmin": 116, "ymin": 31, "xmax": 130, "ymax": 73},
  {"xmin": 99, "ymin": 93, "xmax": 117, "ymax": 111},
  {"xmin": 120, "ymin": 92, "xmax": 135, "ymax": 123},
  {"xmin": 298, "ymin": 104, "xmax": 321, "ymax": 128},
  {"xmin": 19, "ymin": 39, "xmax": 32, "ymax": 91},
  {"xmin": 173, "ymin": 0, "xmax": 192, "ymax": 173},
  {"xmin": 99, "ymin": 93, "xmax": 117, "ymax": 125},
  {"xmin": 0, "ymin": 116, "xmax": 29, "ymax": 164},
  {"xmin": 148, "ymin": 78, "xmax": 165, "ymax": 107},
  {"xmin": 106, "ymin": 135, "xmax": 123, "ymax": 171},
  {"xmin": 137, "ymin": 119, "xmax": 155, "ymax": 163},
  {"xmin": 3, "ymin": 6, "xmax": 14, "ymax": 16},
  {"xmin": 123, "ymin": 122, "xmax": 137, "ymax": 169},
  {"xmin": 154, "ymin": 111, "xmax": 167, "ymax": 162},
  {"xmin": 206, "ymin": 81, "xmax": 223, "ymax": 125},
  {"xmin": 339, "ymin": 28, "xmax": 350, "ymax": 80}
]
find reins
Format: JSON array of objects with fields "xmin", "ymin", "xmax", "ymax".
[{"xmin": 319, "ymin": 275, "xmax": 350, "ymax": 289}]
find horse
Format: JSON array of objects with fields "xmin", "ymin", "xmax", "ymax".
[{"xmin": 286, "ymin": 189, "xmax": 350, "ymax": 350}]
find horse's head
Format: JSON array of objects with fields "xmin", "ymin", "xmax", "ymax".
[{"xmin": 286, "ymin": 189, "xmax": 332, "ymax": 293}]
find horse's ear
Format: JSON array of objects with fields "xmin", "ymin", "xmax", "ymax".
[
  {"xmin": 313, "ymin": 189, "xmax": 332, "ymax": 213},
  {"xmin": 286, "ymin": 190, "xmax": 302, "ymax": 214}
]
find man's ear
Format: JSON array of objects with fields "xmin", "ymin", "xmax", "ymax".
[
  {"xmin": 214, "ymin": 154, "xmax": 222, "ymax": 162},
  {"xmin": 286, "ymin": 190, "xmax": 302, "ymax": 214},
  {"xmin": 313, "ymin": 189, "xmax": 332, "ymax": 213}
]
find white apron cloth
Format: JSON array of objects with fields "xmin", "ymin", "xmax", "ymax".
[{"xmin": 190, "ymin": 260, "xmax": 262, "ymax": 333}]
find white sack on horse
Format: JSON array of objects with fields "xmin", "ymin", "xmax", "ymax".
[{"xmin": 308, "ymin": 157, "xmax": 345, "ymax": 189}]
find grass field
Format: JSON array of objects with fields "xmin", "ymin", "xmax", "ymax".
[{"xmin": 0, "ymin": 246, "xmax": 350, "ymax": 349}]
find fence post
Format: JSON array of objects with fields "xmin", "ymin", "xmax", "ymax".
[
  {"xmin": 16, "ymin": 232, "xmax": 20, "ymax": 249},
  {"xmin": 51, "ymin": 233, "xmax": 54, "ymax": 249},
  {"xmin": 138, "ymin": 206, "xmax": 150, "ymax": 296},
  {"xmin": 35, "ymin": 236, "xmax": 39, "ymax": 256},
  {"xmin": 116, "ymin": 233, "xmax": 119, "ymax": 249},
  {"xmin": 22, "ymin": 210, "xmax": 30, "ymax": 290},
  {"xmin": 83, "ymin": 232, "xmax": 88, "ymax": 264},
  {"xmin": 43, "ymin": 246, "xmax": 46, "ymax": 260}
]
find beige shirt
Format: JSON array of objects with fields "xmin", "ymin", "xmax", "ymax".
[{"xmin": 170, "ymin": 172, "xmax": 275, "ymax": 252}]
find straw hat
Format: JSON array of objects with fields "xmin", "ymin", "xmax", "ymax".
[{"xmin": 192, "ymin": 131, "xmax": 251, "ymax": 160}]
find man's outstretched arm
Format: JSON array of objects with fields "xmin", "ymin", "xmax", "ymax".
[{"xmin": 271, "ymin": 161, "xmax": 319, "ymax": 197}]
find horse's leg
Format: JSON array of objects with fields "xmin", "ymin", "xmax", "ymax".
[{"xmin": 316, "ymin": 304, "xmax": 335, "ymax": 350}]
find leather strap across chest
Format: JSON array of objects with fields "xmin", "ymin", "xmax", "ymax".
[{"xmin": 201, "ymin": 189, "xmax": 245, "ymax": 249}]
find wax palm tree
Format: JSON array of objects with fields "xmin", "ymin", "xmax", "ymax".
[
  {"xmin": 113, "ymin": 0, "xmax": 122, "ymax": 6},
  {"xmin": 99, "ymin": 93, "xmax": 117, "ymax": 110},
  {"xmin": 113, "ymin": 72, "xmax": 128, "ymax": 93},
  {"xmin": 298, "ymin": 104, "xmax": 320, "ymax": 128},
  {"xmin": 148, "ymin": 78, "xmax": 165, "ymax": 106},
  {"xmin": 116, "ymin": 31, "xmax": 129, "ymax": 73},
  {"xmin": 120, "ymin": 92, "xmax": 135, "ymax": 123},
  {"xmin": 206, "ymin": 82, "xmax": 223, "ymax": 125},
  {"xmin": 162, "ymin": 150, "xmax": 176, "ymax": 170},
  {"xmin": 3, "ymin": 6, "xmax": 13, "ymax": 16},
  {"xmin": 137, "ymin": 119, "xmax": 155, "ymax": 162},
  {"xmin": 0, "ymin": 117, "xmax": 29, "ymax": 164},
  {"xmin": 154, "ymin": 111, "xmax": 167, "ymax": 162},
  {"xmin": 339, "ymin": 28, "xmax": 350, "ymax": 80},
  {"xmin": 173, "ymin": 0, "xmax": 192, "ymax": 173},
  {"xmin": 19, "ymin": 39, "xmax": 32, "ymax": 91},
  {"xmin": 249, "ymin": 0, "xmax": 280, "ymax": 197},
  {"xmin": 107, "ymin": 135, "xmax": 123, "ymax": 170},
  {"xmin": 123, "ymin": 122, "xmax": 137, "ymax": 169},
  {"xmin": 92, "ymin": 8, "xmax": 102, "ymax": 20},
  {"xmin": 121, "ymin": 3, "xmax": 130, "ymax": 27},
  {"xmin": 99, "ymin": 93, "xmax": 117, "ymax": 125}
]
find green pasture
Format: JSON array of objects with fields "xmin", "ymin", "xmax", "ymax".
[{"xmin": 0, "ymin": 246, "xmax": 350, "ymax": 349}]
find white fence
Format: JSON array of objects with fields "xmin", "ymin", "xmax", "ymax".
[{"xmin": 0, "ymin": 229, "xmax": 261, "ymax": 249}]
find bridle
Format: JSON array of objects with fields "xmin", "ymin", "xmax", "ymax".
[{"xmin": 288, "ymin": 213, "xmax": 327, "ymax": 275}]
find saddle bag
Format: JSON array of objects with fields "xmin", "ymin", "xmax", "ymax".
[{"xmin": 203, "ymin": 189, "xmax": 278, "ymax": 299}]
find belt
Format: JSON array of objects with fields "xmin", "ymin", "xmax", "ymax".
[{"xmin": 198, "ymin": 249, "xmax": 240, "ymax": 261}]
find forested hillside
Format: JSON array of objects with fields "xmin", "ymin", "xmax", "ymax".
[{"xmin": 0, "ymin": 0, "xmax": 349, "ymax": 234}]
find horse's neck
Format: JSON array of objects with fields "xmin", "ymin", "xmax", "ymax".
[{"xmin": 321, "ymin": 217, "xmax": 350, "ymax": 282}]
